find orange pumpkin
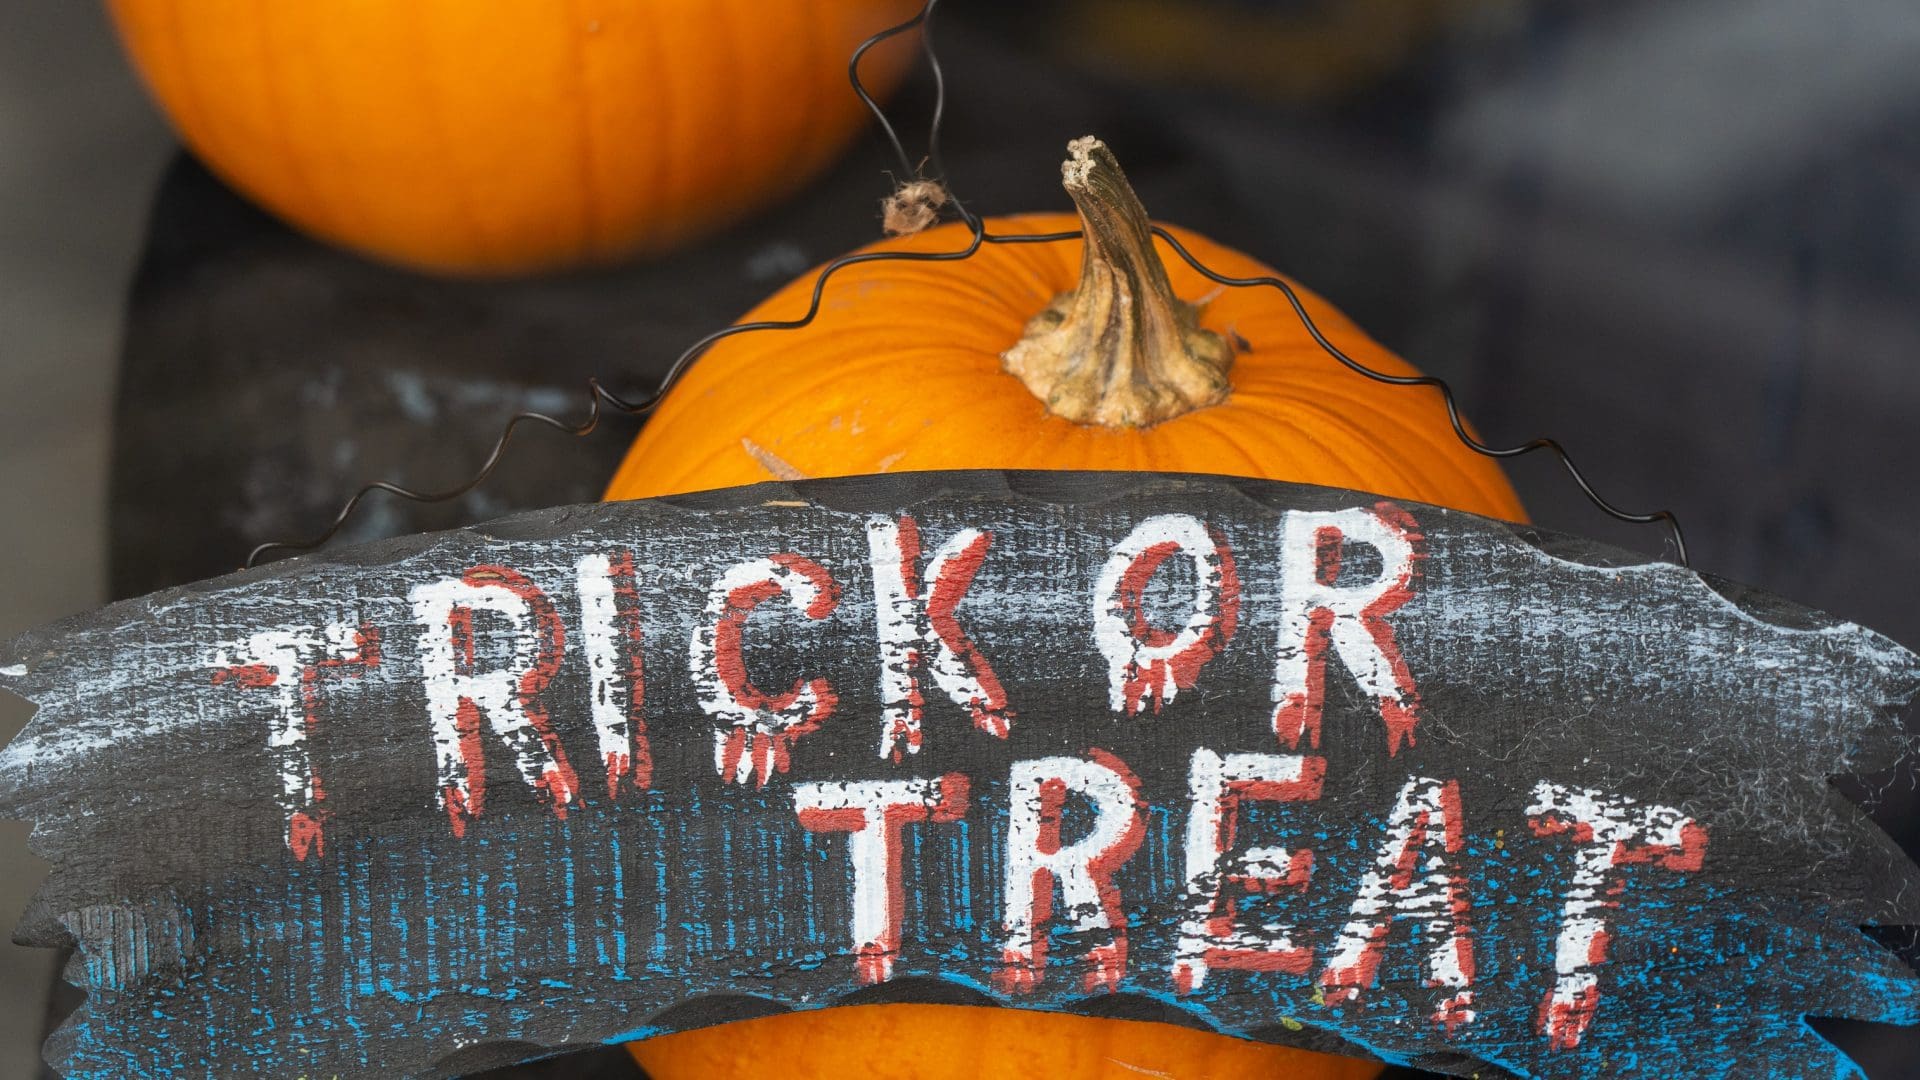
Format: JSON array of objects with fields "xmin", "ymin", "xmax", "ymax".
[
  {"xmin": 105, "ymin": 0, "xmax": 921, "ymax": 275},
  {"xmin": 605, "ymin": 139, "xmax": 1524, "ymax": 522},
  {"xmin": 608, "ymin": 138, "xmax": 1520, "ymax": 1079},
  {"xmin": 631, "ymin": 1004, "xmax": 1387, "ymax": 1079}
]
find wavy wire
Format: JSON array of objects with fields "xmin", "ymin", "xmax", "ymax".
[{"xmin": 248, "ymin": 0, "xmax": 1685, "ymax": 569}]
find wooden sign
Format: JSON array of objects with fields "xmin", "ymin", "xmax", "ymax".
[{"xmin": 3, "ymin": 470, "xmax": 1916, "ymax": 1078}]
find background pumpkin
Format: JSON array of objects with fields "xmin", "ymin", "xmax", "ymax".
[
  {"xmin": 608, "ymin": 138, "xmax": 1521, "ymax": 1079},
  {"xmin": 104, "ymin": 0, "xmax": 921, "ymax": 275}
]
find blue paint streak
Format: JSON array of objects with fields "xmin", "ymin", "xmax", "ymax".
[
  {"xmin": 63, "ymin": 791, "xmax": 1914, "ymax": 1080},
  {"xmin": 610, "ymin": 824, "xmax": 629, "ymax": 975}
]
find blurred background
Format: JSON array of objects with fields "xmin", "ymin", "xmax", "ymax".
[{"xmin": 3, "ymin": 0, "xmax": 1919, "ymax": 1076}]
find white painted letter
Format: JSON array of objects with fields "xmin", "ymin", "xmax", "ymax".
[
  {"xmin": 998, "ymin": 751, "xmax": 1146, "ymax": 994},
  {"xmin": 1320, "ymin": 776, "xmax": 1478, "ymax": 1032},
  {"xmin": 794, "ymin": 774, "xmax": 970, "ymax": 984},
  {"xmin": 577, "ymin": 551, "xmax": 651, "ymax": 798},
  {"xmin": 1527, "ymin": 781, "xmax": 1706, "ymax": 1051},
  {"xmin": 210, "ymin": 621, "xmax": 378, "ymax": 860},
  {"xmin": 1272, "ymin": 503, "xmax": 1422, "ymax": 753},
  {"xmin": 691, "ymin": 553, "xmax": 840, "ymax": 788},
  {"xmin": 410, "ymin": 567, "xmax": 577, "ymax": 836},
  {"xmin": 1171, "ymin": 748, "xmax": 1324, "ymax": 994},
  {"xmin": 1094, "ymin": 514, "xmax": 1240, "ymax": 716},
  {"xmin": 868, "ymin": 515, "xmax": 1011, "ymax": 760}
]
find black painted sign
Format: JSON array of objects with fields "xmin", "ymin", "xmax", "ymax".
[{"xmin": 3, "ymin": 471, "xmax": 1916, "ymax": 1078}]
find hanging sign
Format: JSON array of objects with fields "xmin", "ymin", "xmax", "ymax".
[{"xmin": 3, "ymin": 471, "xmax": 1916, "ymax": 1078}]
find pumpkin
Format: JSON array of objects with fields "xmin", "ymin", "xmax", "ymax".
[
  {"xmin": 608, "ymin": 137, "xmax": 1521, "ymax": 1078},
  {"xmin": 631, "ymin": 1004, "xmax": 1387, "ymax": 1079},
  {"xmin": 105, "ymin": 0, "xmax": 922, "ymax": 275},
  {"xmin": 604, "ymin": 138, "xmax": 1524, "ymax": 522}
]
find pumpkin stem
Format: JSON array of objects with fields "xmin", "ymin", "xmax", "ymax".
[{"xmin": 1002, "ymin": 136, "xmax": 1233, "ymax": 427}]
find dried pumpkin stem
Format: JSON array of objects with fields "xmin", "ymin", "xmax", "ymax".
[{"xmin": 1002, "ymin": 136, "xmax": 1233, "ymax": 427}]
